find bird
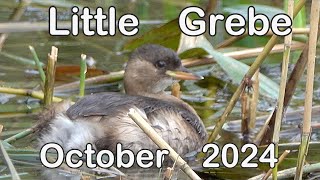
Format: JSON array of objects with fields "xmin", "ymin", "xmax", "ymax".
[{"xmin": 37, "ymin": 44, "xmax": 208, "ymax": 159}]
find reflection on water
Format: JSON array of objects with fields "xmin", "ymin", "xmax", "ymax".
[{"xmin": 222, "ymin": 106, "xmax": 320, "ymax": 144}]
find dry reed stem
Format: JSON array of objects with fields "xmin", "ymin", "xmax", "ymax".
[
  {"xmin": 204, "ymin": 0, "xmax": 218, "ymax": 22},
  {"xmin": 301, "ymin": 1, "xmax": 319, "ymax": 136},
  {"xmin": 249, "ymin": 69, "xmax": 260, "ymax": 129},
  {"xmin": 128, "ymin": 108, "xmax": 201, "ymax": 180},
  {"xmin": 183, "ymin": 42, "xmax": 305, "ymax": 68},
  {"xmin": 295, "ymin": 0, "xmax": 320, "ymax": 179},
  {"xmin": 241, "ymin": 89, "xmax": 250, "ymax": 143},
  {"xmin": 266, "ymin": 28, "xmax": 309, "ymax": 35},
  {"xmin": 250, "ymin": 162, "xmax": 320, "ymax": 180},
  {"xmin": 216, "ymin": 28, "xmax": 308, "ymax": 49},
  {"xmin": 163, "ymin": 157, "xmax": 178, "ymax": 180},
  {"xmin": 54, "ymin": 70, "xmax": 124, "ymax": 91},
  {"xmin": 0, "ymin": 87, "xmax": 62, "ymax": 102},
  {"xmin": 44, "ymin": 46, "xmax": 58, "ymax": 106},
  {"xmin": 248, "ymin": 150, "xmax": 290, "ymax": 180},
  {"xmin": 171, "ymin": 82, "xmax": 181, "ymax": 98},
  {"xmin": 0, "ymin": 20, "xmax": 165, "ymax": 33},
  {"xmin": 0, "ymin": 124, "xmax": 3, "ymax": 135},
  {"xmin": 216, "ymin": 30, "xmax": 247, "ymax": 48},
  {"xmin": 216, "ymin": 28, "xmax": 309, "ymax": 49},
  {"xmin": 223, "ymin": 42, "xmax": 304, "ymax": 59},
  {"xmin": 263, "ymin": 150, "xmax": 291, "ymax": 180},
  {"xmin": 208, "ymin": 0, "xmax": 307, "ymax": 143},
  {"xmin": 0, "ymin": 0, "xmax": 31, "ymax": 51},
  {"xmin": 272, "ymin": 0, "xmax": 294, "ymax": 178}
]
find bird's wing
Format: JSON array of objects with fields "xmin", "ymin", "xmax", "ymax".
[
  {"xmin": 66, "ymin": 92, "xmax": 206, "ymax": 138},
  {"xmin": 67, "ymin": 92, "xmax": 165, "ymax": 119},
  {"xmin": 67, "ymin": 92, "xmax": 128, "ymax": 119}
]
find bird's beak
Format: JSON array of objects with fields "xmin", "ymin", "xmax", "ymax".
[{"xmin": 165, "ymin": 66, "xmax": 204, "ymax": 80}]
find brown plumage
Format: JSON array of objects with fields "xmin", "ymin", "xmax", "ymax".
[{"xmin": 37, "ymin": 44, "xmax": 207, "ymax": 158}]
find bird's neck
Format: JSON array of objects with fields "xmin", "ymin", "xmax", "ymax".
[
  {"xmin": 141, "ymin": 92, "xmax": 199, "ymax": 116},
  {"xmin": 124, "ymin": 85, "xmax": 164, "ymax": 97}
]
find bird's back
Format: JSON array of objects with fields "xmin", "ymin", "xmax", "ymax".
[{"xmin": 66, "ymin": 92, "xmax": 207, "ymax": 155}]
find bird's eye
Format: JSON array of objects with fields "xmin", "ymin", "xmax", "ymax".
[{"xmin": 155, "ymin": 60, "xmax": 166, "ymax": 68}]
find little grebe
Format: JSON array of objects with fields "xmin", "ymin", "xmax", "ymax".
[{"xmin": 38, "ymin": 44, "xmax": 208, "ymax": 158}]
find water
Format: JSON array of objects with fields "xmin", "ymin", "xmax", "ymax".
[{"xmin": 0, "ymin": 0, "xmax": 319, "ymax": 179}]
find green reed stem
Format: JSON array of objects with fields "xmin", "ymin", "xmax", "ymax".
[
  {"xmin": 29, "ymin": 46, "xmax": 45, "ymax": 83},
  {"xmin": 3, "ymin": 128, "xmax": 34, "ymax": 144},
  {"xmin": 272, "ymin": 1, "xmax": 294, "ymax": 179},
  {"xmin": 0, "ymin": 141, "xmax": 21, "ymax": 180}
]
